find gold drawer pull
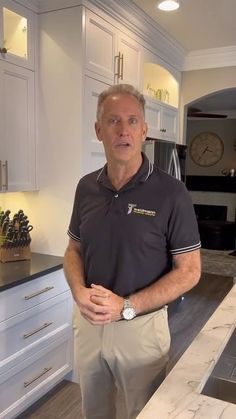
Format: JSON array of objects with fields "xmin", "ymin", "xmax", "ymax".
[
  {"xmin": 24, "ymin": 367, "xmax": 52, "ymax": 388},
  {"xmin": 24, "ymin": 286, "xmax": 54, "ymax": 300},
  {"xmin": 23, "ymin": 321, "xmax": 53, "ymax": 339}
]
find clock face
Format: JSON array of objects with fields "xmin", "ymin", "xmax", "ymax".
[{"xmin": 190, "ymin": 132, "xmax": 224, "ymax": 167}]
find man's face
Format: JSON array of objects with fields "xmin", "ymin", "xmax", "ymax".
[{"xmin": 95, "ymin": 93, "xmax": 147, "ymax": 165}]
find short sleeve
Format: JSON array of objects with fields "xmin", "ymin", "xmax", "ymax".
[
  {"xmin": 67, "ymin": 183, "xmax": 81, "ymax": 242},
  {"xmin": 167, "ymin": 183, "xmax": 201, "ymax": 255}
]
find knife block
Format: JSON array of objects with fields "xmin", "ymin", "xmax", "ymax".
[{"xmin": 0, "ymin": 246, "xmax": 31, "ymax": 263}]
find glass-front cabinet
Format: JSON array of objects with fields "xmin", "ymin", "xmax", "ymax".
[{"xmin": 0, "ymin": 0, "xmax": 34, "ymax": 69}]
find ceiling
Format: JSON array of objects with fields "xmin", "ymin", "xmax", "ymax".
[{"xmin": 132, "ymin": 0, "xmax": 236, "ymax": 52}]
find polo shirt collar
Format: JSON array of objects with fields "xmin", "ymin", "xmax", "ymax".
[{"xmin": 96, "ymin": 153, "xmax": 153, "ymax": 191}]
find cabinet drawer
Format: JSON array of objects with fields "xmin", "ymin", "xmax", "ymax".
[
  {"xmin": 0, "ymin": 292, "xmax": 72, "ymax": 371},
  {"xmin": 0, "ymin": 332, "xmax": 72, "ymax": 418},
  {"xmin": 0, "ymin": 269, "xmax": 69, "ymax": 322}
]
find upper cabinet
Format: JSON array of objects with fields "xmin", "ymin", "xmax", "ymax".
[
  {"xmin": 0, "ymin": 60, "xmax": 36, "ymax": 192},
  {"xmin": 0, "ymin": 0, "xmax": 35, "ymax": 70},
  {"xmin": 0, "ymin": 0, "xmax": 37, "ymax": 192},
  {"xmin": 143, "ymin": 62, "xmax": 180, "ymax": 141},
  {"xmin": 85, "ymin": 9, "xmax": 143, "ymax": 89},
  {"xmin": 145, "ymin": 98, "xmax": 178, "ymax": 142},
  {"xmin": 143, "ymin": 63, "xmax": 179, "ymax": 108}
]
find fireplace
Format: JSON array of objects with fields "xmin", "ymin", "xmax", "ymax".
[
  {"xmin": 194, "ymin": 204, "xmax": 227, "ymax": 221},
  {"xmin": 194, "ymin": 204, "xmax": 236, "ymax": 250}
]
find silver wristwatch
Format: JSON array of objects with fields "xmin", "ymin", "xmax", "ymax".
[{"xmin": 121, "ymin": 298, "xmax": 136, "ymax": 320}]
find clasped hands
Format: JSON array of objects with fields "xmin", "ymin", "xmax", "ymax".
[{"xmin": 77, "ymin": 283, "xmax": 124, "ymax": 325}]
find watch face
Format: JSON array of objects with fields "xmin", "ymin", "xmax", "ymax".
[
  {"xmin": 189, "ymin": 132, "xmax": 224, "ymax": 167},
  {"xmin": 123, "ymin": 307, "xmax": 136, "ymax": 320}
]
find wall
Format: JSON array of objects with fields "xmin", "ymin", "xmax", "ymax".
[
  {"xmin": 182, "ymin": 68, "xmax": 236, "ymax": 223},
  {"xmin": 180, "ymin": 66, "xmax": 236, "ymax": 142}
]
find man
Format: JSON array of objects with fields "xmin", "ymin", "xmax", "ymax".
[{"xmin": 64, "ymin": 84, "xmax": 201, "ymax": 419}]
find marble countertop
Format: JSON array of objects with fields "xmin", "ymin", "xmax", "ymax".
[
  {"xmin": 0, "ymin": 253, "xmax": 63, "ymax": 292},
  {"xmin": 137, "ymin": 284, "xmax": 236, "ymax": 419}
]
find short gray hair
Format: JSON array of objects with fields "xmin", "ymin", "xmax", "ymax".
[{"xmin": 96, "ymin": 84, "xmax": 146, "ymax": 121}]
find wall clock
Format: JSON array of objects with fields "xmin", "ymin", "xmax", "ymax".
[{"xmin": 189, "ymin": 132, "xmax": 224, "ymax": 167}]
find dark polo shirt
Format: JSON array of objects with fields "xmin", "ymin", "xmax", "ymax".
[{"xmin": 68, "ymin": 154, "xmax": 201, "ymax": 296}]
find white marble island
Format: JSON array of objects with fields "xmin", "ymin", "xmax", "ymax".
[{"xmin": 137, "ymin": 284, "xmax": 236, "ymax": 419}]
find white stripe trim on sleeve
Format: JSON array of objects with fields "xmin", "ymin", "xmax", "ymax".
[
  {"xmin": 67, "ymin": 229, "xmax": 81, "ymax": 242},
  {"xmin": 170, "ymin": 242, "xmax": 201, "ymax": 255}
]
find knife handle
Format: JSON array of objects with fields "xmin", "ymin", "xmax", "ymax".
[
  {"xmin": 4, "ymin": 160, "xmax": 8, "ymax": 190},
  {"xmin": 0, "ymin": 161, "xmax": 2, "ymax": 191},
  {"xmin": 1, "ymin": 161, "xmax": 8, "ymax": 191}
]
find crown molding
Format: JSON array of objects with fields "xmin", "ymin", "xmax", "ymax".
[
  {"xmin": 87, "ymin": 0, "xmax": 186, "ymax": 71},
  {"xmin": 13, "ymin": 0, "xmax": 39, "ymax": 12},
  {"xmin": 27, "ymin": 0, "xmax": 185, "ymax": 71},
  {"xmin": 183, "ymin": 46, "xmax": 236, "ymax": 71}
]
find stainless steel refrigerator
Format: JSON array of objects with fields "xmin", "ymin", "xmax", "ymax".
[
  {"xmin": 142, "ymin": 138, "xmax": 188, "ymax": 311},
  {"xmin": 142, "ymin": 138, "xmax": 187, "ymax": 183}
]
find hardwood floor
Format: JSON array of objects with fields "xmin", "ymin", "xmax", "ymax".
[
  {"xmin": 16, "ymin": 273, "xmax": 233, "ymax": 419},
  {"xmin": 168, "ymin": 272, "xmax": 233, "ymax": 371},
  {"xmin": 16, "ymin": 380, "xmax": 83, "ymax": 419}
]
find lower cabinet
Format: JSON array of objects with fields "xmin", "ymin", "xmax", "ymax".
[{"xmin": 0, "ymin": 269, "xmax": 73, "ymax": 419}]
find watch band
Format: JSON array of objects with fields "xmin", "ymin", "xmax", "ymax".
[{"xmin": 123, "ymin": 298, "xmax": 131, "ymax": 308}]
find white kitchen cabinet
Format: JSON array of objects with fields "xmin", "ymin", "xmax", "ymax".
[
  {"xmin": 145, "ymin": 96, "xmax": 178, "ymax": 142},
  {"xmin": 0, "ymin": 0, "xmax": 35, "ymax": 70},
  {"xmin": 85, "ymin": 9, "xmax": 142, "ymax": 88},
  {"xmin": 82, "ymin": 76, "xmax": 109, "ymax": 175},
  {"xmin": 85, "ymin": 10, "xmax": 116, "ymax": 82},
  {"xmin": 0, "ymin": 269, "xmax": 73, "ymax": 418},
  {"xmin": 0, "ymin": 60, "xmax": 37, "ymax": 192}
]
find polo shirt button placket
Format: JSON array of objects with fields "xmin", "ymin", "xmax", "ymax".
[{"xmin": 114, "ymin": 194, "xmax": 119, "ymax": 198}]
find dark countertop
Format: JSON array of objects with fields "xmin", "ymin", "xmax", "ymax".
[{"xmin": 0, "ymin": 253, "xmax": 63, "ymax": 292}]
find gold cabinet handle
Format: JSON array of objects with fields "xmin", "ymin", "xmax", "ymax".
[
  {"xmin": 24, "ymin": 367, "xmax": 52, "ymax": 388},
  {"xmin": 120, "ymin": 53, "xmax": 124, "ymax": 80},
  {"xmin": 23, "ymin": 321, "xmax": 53, "ymax": 339},
  {"xmin": 0, "ymin": 47, "xmax": 7, "ymax": 54},
  {"xmin": 114, "ymin": 52, "xmax": 121, "ymax": 79},
  {"xmin": 24, "ymin": 286, "xmax": 54, "ymax": 300},
  {"xmin": 115, "ymin": 52, "xmax": 124, "ymax": 80}
]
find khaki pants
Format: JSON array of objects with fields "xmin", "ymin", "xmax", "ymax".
[{"xmin": 73, "ymin": 305, "xmax": 171, "ymax": 419}]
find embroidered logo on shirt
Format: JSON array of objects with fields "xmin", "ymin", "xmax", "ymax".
[
  {"xmin": 127, "ymin": 203, "xmax": 137, "ymax": 214},
  {"xmin": 127, "ymin": 203, "xmax": 156, "ymax": 217}
]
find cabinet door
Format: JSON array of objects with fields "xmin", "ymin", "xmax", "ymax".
[
  {"xmin": 85, "ymin": 10, "xmax": 116, "ymax": 82},
  {"xmin": 0, "ymin": 61, "xmax": 36, "ymax": 191},
  {"xmin": 0, "ymin": 0, "xmax": 35, "ymax": 70},
  {"xmin": 82, "ymin": 76, "xmax": 109, "ymax": 176},
  {"xmin": 85, "ymin": 10, "xmax": 143, "ymax": 88},
  {"xmin": 161, "ymin": 105, "xmax": 178, "ymax": 142},
  {"xmin": 117, "ymin": 33, "xmax": 142, "ymax": 89},
  {"xmin": 145, "ymin": 98, "xmax": 162, "ymax": 139}
]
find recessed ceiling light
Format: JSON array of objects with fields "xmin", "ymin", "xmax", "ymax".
[{"xmin": 157, "ymin": 1, "xmax": 180, "ymax": 11}]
